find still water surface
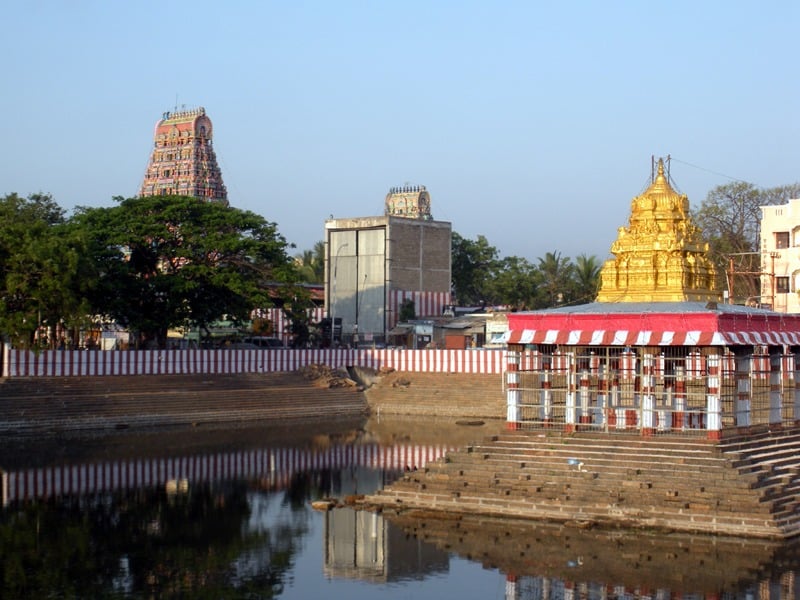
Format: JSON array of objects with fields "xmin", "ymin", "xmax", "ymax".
[{"xmin": 0, "ymin": 417, "xmax": 799, "ymax": 599}]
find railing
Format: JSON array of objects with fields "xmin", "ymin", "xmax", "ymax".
[{"xmin": 505, "ymin": 348, "xmax": 800, "ymax": 438}]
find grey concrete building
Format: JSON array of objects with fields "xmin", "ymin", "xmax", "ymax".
[{"xmin": 324, "ymin": 186, "xmax": 451, "ymax": 346}]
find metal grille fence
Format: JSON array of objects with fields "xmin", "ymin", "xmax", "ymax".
[{"xmin": 505, "ymin": 345, "xmax": 798, "ymax": 437}]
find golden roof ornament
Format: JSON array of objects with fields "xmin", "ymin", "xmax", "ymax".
[{"xmin": 596, "ymin": 157, "xmax": 721, "ymax": 303}]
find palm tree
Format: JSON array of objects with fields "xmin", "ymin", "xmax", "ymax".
[
  {"xmin": 573, "ymin": 254, "xmax": 601, "ymax": 303},
  {"xmin": 536, "ymin": 251, "xmax": 574, "ymax": 307},
  {"xmin": 294, "ymin": 241, "xmax": 325, "ymax": 284}
]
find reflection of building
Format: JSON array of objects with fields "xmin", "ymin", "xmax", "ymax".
[
  {"xmin": 760, "ymin": 198, "xmax": 800, "ymax": 313},
  {"xmin": 139, "ymin": 107, "xmax": 228, "ymax": 203},
  {"xmin": 323, "ymin": 465, "xmax": 448, "ymax": 583},
  {"xmin": 325, "ymin": 185, "xmax": 451, "ymax": 345},
  {"xmin": 324, "ymin": 510, "xmax": 448, "ymax": 583}
]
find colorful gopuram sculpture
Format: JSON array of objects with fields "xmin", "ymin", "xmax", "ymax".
[
  {"xmin": 384, "ymin": 185, "xmax": 433, "ymax": 220},
  {"xmin": 596, "ymin": 158, "xmax": 719, "ymax": 302},
  {"xmin": 139, "ymin": 107, "xmax": 228, "ymax": 204}
]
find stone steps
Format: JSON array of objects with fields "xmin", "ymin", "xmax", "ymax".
[{"xmin": 366, "ymin": 429, "xmax": 800, "ymax": 537}]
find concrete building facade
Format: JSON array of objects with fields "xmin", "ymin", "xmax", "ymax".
[
  {"xmin": 324, "ymin": 189, "xmax": 451, "ymax": 346},
  {"xmin": 760, "ymin": 198, "xmax": 800, "ymax": 313}
]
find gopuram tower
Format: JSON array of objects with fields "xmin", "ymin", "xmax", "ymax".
[
  {"xmin": 139, "ymin": 107, "xmax": 228, "ymax": 204},
  {"xmin": 385, "ymin": 184, "xmax": 433, "ymax": 220},
  {"xmin": 596, "ymin": 158, "xmax": 720, "ymax": 303}
]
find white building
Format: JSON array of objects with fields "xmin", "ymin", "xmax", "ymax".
[{"xmin": 760, "ymin": 198, "xmax": 800, "ymax": 313}]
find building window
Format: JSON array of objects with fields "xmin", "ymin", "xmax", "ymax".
[
  {"xmin": 776, "ymin": 276, "xmax": 790, "ymax": 294},
  {"xmin": 776, "ymin": 232, "xmax": 790, "ymax": 249}
]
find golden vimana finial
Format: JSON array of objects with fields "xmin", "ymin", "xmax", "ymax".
[{"xmin": 595, "ymin": 157, "xmax": 721, "ymax": 303}]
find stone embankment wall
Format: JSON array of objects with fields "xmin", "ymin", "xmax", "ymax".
[
  {"xmin": 0, "ymin": 372, "xmax": 369, "ymax": 433},
  {"xmin": 0, "ymin": 368, "xmax": 506, "ymax": 433},
  {"xmin": 363, "ymin": 371, "xmax": 506, "ymax": 419}
]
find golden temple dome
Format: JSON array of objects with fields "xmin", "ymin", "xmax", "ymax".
[{"xmin": 596, "ymin": 158, "xmax": 720, "ymax": 303}]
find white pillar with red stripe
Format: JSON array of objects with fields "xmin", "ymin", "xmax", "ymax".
[
  {"xmin": 795, "ymin": 353, "xmax": 800, "ymax": 423},
  {"xmin": 769, "ymin": 352, "xmax": 782, "ymax": 426},
  {"xmin": 706, "ymin": 354, "xmax": 721, "ymax": 440},
  {"xmin": 736, "ymin": 355, "xmax": 752, "ymax": 429},
  {"xmin": 564, "ymin": 354, "xmax": 577, "ymax": 433},
  {"xmin": 596, "ymin": 366, "xmax": 608, "ymax": 427},
  {"xmin": 673, "ymin": 366, "xmax": 686, "ymax": 430},
  {"xmin": 781, "ymin": 350, "xmax": 796, "ymax": 420},
  {"xmin": 505, "ymin": 351, "xmax": 521, "ymax": 428},
  {"xmin": 540, "ymin": 370, "xmax": 552, "ymax": 423},
  {"xmin": 641, "ymin": 353, "xmax": 655, "ymax": 436},
  {"xmin": 578, "ymin": 369, "xmax": 591, "ymax": 426}
]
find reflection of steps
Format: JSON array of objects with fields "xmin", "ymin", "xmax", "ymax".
[
  {"xmin": 368, "ymin": 430, "xmax": 800, "ymax": 538},
  {"xmin": 365, "ymin": 372, "xmax": 505, "ymax": 419},
  {"xmin": 0, "ymin": 374, "xmax": 368, "ymax": 433}
]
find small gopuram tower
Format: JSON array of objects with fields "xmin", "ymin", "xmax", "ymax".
[
  {"xmin": 503, "ymin": 157, "xmax": 800, "ymax": 442},
  {"xmin": 139, "ymin": 107, "xmax": 228, "ymax": 204},
  {"xmin": 384, "ymin": 185, "xmax": 433, "ymax": 220},
  {"xmin": 597, "ymin": 158, "xmax": 719, "ymax": 302}
]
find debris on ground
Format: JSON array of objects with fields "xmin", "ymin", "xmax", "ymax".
[{"xmin": 298, "ymin": 364, "xmax": 358, "ymax": 388}]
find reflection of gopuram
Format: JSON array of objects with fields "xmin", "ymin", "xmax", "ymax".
[{"xmin": 367, "ymin": 157, "xmax": 800, "ymax": 539}]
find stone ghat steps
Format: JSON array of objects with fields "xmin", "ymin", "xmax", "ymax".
[
  {"xmin": 0, "ymin": 374, "xmax": 368, "ymax": 433},
  {"xmin": 365, "ymin": 372, "xmax": 505, "ymax": 419},
  {"xmin": 367, "ymin": 431, "xmax": 800, "ymax": 537}
]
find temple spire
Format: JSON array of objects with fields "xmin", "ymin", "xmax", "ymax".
[{"xmin": 596, "ymin": 157, "xmax": 720, "ymax": 303}]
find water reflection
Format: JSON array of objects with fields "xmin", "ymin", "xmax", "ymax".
[
  {"xmin": 323, "ymin": 495, "xmax": 448, "ymax": 583},
  {"xmin": 0, "ymin": 418, "xmax": 798, "ymax": 598},
  {"xmin": 380, "ymin": 510, "xmax": 800, "ymax": 598}
]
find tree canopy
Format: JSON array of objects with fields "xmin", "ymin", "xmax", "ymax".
[
  {"xmin": 0, "ymin": 193, "xmax": 94, "ymax": 348},
  {"xmin": 73, "ymin": 195, "xmax": 294, "ymax": 348},
  {"xmin": 450, "ymin": 233, "xmax": 600, "ymax": 310},
  {"xmin": 694, "ymin": 181, "xmax": 800, "ymax": 301}
]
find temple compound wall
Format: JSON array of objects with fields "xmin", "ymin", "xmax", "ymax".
[{"xmin": 504, "ymin": 344, "xmax": 797, "ymax": 440}]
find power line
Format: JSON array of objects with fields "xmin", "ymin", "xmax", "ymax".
[{"xmin": 669, "ymin": 157, "xmax": 754, "ymax": 186}]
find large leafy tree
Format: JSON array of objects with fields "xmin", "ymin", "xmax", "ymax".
[
  {"xmin": 694, "ymin": 181, "xmax": 800, "ymax": 301},
  {"xmin": 0, "ymin": 193, "xmax": 92, "ymax": 348},
  {"xmin": 490, "ymin": 256, "xmax": 539, "ymax": 310},
  {"xmin": 451, "ymin": 232, "xmax": 500, "ymax": 306},
  {"xmin": 74, "ymin": 195, "xmax": 294, "ymax": 348}
]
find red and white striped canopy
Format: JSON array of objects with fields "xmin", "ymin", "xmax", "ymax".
[{"xmin": 504, "ymin": 302, "xmax": 800, "ymax": 347}]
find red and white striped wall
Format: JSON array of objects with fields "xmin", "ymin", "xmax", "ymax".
[
  {"xmin": 2, "ymin": 442, "xmax": 453, "ymax": 506},
  {"xmin": 387, "ymin": 290, "xmax": 451, "ymax": 329},
  {"xmin": 252, "ymin": 307, "xmax": 326, "ymax": 342},
  {"xmin": 2, "ymin": 346, "xmax": 506, "ymax": 377}
]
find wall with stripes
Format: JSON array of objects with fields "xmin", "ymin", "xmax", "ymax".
[
  {"xmin": 387, "ymin": 290, "xmax": 451, "ymax": 329},
  {"xmin": 1, "ymin": 442, "xmax": 452, "ymax": 505},
  {"xmin": 2, "ymin": 345, "xmax": 506, "ymax": 377}
]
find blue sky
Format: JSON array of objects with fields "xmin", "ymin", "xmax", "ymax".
[{"xmin": 2, "ymin": 1, "xmax": 798, "ymax": 262}]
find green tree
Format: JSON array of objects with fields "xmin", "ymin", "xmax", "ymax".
[
  {"xmin": 0, "ymin": 193, "xmax": 92, "ymax": 348},
  {"xmin": 294, "ymin": 241, "xmax": 325, "ymax": 284},
  {"xmin": 490, "ymin": 256, "xmax": 539, "ymax": 310},
  {"xmin": 694, "ymin": 181, "xmax": 800, "ymax": 301},
  {"xmin": 451, "ymin": 232, "xmax": 500, "ymax": 306},
  {"xmin": 74, "ymin": 195, "xmax": 294, "ymax": 348},
  {"xmin": 535, "ymin": 250, "xmax": 574, "ymax": 307},
  {"xmin": 398, "ymin": 298, "xmax": 416, "ymax": 321},
  {"xmin": 572, "ymin": 254, "xmax": 601, "ymax": 303}
]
